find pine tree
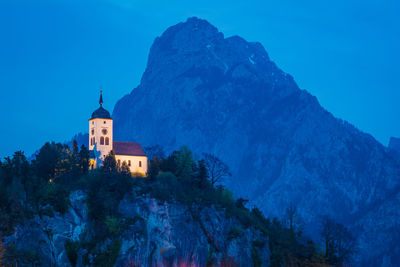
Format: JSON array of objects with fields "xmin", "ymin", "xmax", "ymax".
[
  {"xmin": 194, "ymin": 159, "xmax": 208, "ymax": 188},
  {"xmin": 175, "ymin": 146, "xmax": 194, "ymax": 183},
  {"xmin": 148, "ymin": 157, "xmax": 161, "ymax": 180},
  {"xmin": 79, "ymin": 145, "xmax": 89, "ymax": 174}
]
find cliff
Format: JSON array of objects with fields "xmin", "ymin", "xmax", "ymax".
[{"xmin": 3, "ymin": 190, "xmax": 270, "ymax": 266}]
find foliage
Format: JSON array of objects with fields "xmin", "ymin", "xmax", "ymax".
[
  {"xmin": 0, "ymin": 143, "xmax": 336, "ymax": 266},
  {"xmin": 228, "ymin": 227, "xmax": 243, "ymax": 240},
  {"xmin": 144, "ymin": 145, "xmax": 166, "ymax": 161},
  {"xmin": 321, "ymin": 216, "xmax": 356, "ymax": 265},
  {"xmin": 3, "ymin": 243, "xmax": 40, "ymax": 266},
  {"xmin": 39, "ymin": 182, "xmax": 70, "ymax": 214},
  {"xmin": 251, "ymin": 246, "xmax": 262, "ymax": 267},
  {"xmin": 65, "ymin": 239, "xmax": 79, "ymax": 267},
  {"xmin": 105, "ymin": 217, "xmax": 121, "ymax": 237},
  {"xmin": 92, "ymin": 239, "xmax": 121, "ymax": 267}
]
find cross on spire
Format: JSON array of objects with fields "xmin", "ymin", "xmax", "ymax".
[{"xmin": 99, "ymin": 90, "xmax": 103, "ymax": 106}]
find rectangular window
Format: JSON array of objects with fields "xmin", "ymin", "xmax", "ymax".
[{"xmin": 139, "ymin": 161, "xmax": 142, "ymax": 167}]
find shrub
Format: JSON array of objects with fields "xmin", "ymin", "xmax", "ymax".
[
  {"xmin": 40, "ymin": 206, "xmax": 55, "ymax": 217},
  {"xmin": 65, "ymin": 240, "xmax": 79, "ymax": 267},
  {"xmin": 92, "ymin": 239, "xmax": 121, "ymax": 267},
  {"xmin": 151, "ymin": 172, "xmax": 180, "ymax": 202},
  {"xmin": 40, "ymin": 182, "xmax": 70, "ymax": 214},
  {"xmin": 251, "ymin": 246, "xmax": 262, "ymax": 267},
  {"xmin": 228, "ymin": 227, "xmax": 243, "ymax": 241},
  {"xmin": 252, "ymin": 240, "xmax": 266, "ymax": 249},
  {"xmin": 105, "ymin": 217, "xmax": 121, "ymax": 237}
]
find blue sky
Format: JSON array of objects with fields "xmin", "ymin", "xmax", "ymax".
[{"xmin": 0, "ymin": 0, "xmax": 399, "ymax": 158}]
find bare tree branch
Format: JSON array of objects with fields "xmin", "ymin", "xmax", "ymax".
[{"xmin": 202, "ymin": 153, "xmax": 231, "ymax": 185}]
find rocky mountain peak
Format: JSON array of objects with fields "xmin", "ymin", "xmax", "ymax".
[
  {"xmin": 152, "ymin": 17, "xmax": 222, "ymax": 52},
  {"xmin": 145, "ymin": 17, "xmax": 276, "ymax": 88}
]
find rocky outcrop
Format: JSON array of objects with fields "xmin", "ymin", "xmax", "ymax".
[
  {"xmin": 4, "ymin": 190, "xmax": 269, "ymax": 266},
  {"xmin": 4, "ymin": 190, "xmax": 87, "ymax": 266},
  {"xmin": 117, "ymin": 195, "xmax": 269, "ymax": 266},
  {"xmin": 112, "ymin": 17, "xmax": 400, "ymax": 265}
]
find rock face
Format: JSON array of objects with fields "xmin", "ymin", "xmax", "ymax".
[
  {"xmin": 112, "ymin": 17, "xmax": 400, "ymax": 265},
  {"xmin": 117, "ymin": 195, "xmax": 269, "ymax": 266},
  {"xmin": 4, "ymin": 190, "xmax": 269, "ymax": 266},
  {"xmin": 4, "ymin": 191, "xmax": 88, "ymax": 266}
]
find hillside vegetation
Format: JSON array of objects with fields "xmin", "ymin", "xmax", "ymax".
[{"xmin": 0, "ymin": 141, "xmax": 352, "ymax": 266}]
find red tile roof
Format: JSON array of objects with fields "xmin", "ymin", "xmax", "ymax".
[{"xmin": 113, "ymin": 141, "xmax": 146, "ymax": 156}]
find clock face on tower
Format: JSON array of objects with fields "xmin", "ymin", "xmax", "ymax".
[{"xmin": 102, "ymin": 129, "xmax": 108, "ymax": 135}]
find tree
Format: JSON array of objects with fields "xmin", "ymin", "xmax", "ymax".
[
  {"xmin": 34, "ymin": 142, "xmax": 60, "ymax": 180},
  {"xmin": 148, "ymin": 157, "xmax": 161, "ymax": 180},
  {"xmin": 321, "ymin": 217, "xmax": 356, "ymax": 265},
  {"xmin": 284, "ymin": 202, "xmax": 302, "ymax": 233},
  {"xmin": 120, "ymin": 161, "xmax": 131, "ymax": 175},
  {"xmin": 236, "ymin": 198, "xmax": 249, "ymax": 209},
  {"xmin": 65, "ymin": 240, "xmax": 79, "ymax": 267},
  {"xmin": 175, "ymin": 146, "xmax": 194, "ymax": 183},
  {"xmin": 71, "ymin": 140, "xmax": 79, "ymax": 161},
  {"xmin": 102, "ymin": 151, "xmax": 117, "ymax": 173},
  {"xmin": 194, "ymin": 159, "xmax": 208, "ymax": 188},
  {"xmin": 10, "ymin": 151, "xmax": 30, "ymax": 180},
  {"xmin": 144, "ymin": 145, "xmax": 165, "ymax": 161},
  {"xmin": 202, "ymin": 153, "xmax": 231, "ymax": 186},
  {"xmin": 79, "ymin": 145, "xmax": 90, "ymax": 174}
]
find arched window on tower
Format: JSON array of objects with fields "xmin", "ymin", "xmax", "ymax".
[
  {"xmin": 100, "ymin": 136, "xmax": 104, "ymax": 145},
  {"xmin": 90, "ymin": 138, "xmax": 92, "ymax": 146},
  {"xmin": 105, "ymin": 137, "xmax": 109, "ymax": 145}
]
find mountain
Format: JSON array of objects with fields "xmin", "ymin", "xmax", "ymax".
[{"xmin": 112, "ymin": 17, "xmax": 400, "ymax": 265}]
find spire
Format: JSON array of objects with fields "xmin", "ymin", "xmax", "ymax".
[{"xmin": 99, "ymin": 90, "xmax": 103, "ymax": 106}]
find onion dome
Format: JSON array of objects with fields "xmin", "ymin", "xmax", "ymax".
[{"xmin": 90, "ymin": 90, "xmax": 112, "ymax": 119}]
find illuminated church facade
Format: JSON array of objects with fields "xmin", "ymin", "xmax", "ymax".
[{"xmin": 88, "ymin": 91, "xmax": 148, "ymax": 175}]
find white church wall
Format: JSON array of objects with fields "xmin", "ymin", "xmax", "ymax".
[{"xmin": 115, "ymin": 155, "xmax": 148, "ymax": 175}]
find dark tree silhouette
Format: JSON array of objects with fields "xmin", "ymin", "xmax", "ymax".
[
  {"xmin": 321, "ymin": 217, "xmax": 356, "ymax": 265},
  {"xmin": 79, "ymin": 145, "xmax": 89, "ymax": 174},
  {"xmin": 102, "ymin": 150, "xmax": 117, "ymax": 173},
  {"xmin": 144, "ymin": 145, "xmax": 165, "ymax": 161},
  {"xmin": 194, "ymin": 159, "xmax": 208, "ymax": 188},
  {"xmin": 284, "ymin": 202, "xmax": 301, "ymax": 233},
  {"xmin": 202, "ymin": 153, "xmax": 231, "ymax": 185}
]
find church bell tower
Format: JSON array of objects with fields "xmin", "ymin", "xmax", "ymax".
[{"xmin": 89, "ymin": 91, "xmax": 113, "ymax": 166}]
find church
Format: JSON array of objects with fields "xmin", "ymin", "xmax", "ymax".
[{"xmin": 88, "ymin": 91, "xmax": 148, "ymax": 175}]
